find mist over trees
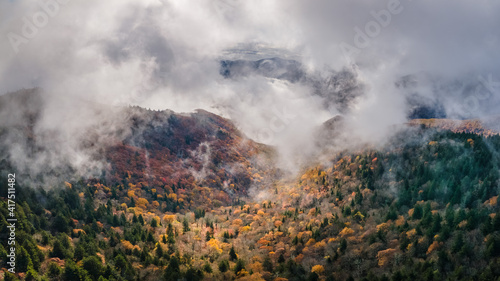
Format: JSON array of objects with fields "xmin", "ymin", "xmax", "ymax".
[{"xmin": 1, "ymin": 125, "xmax": 500, "ymax": 280}]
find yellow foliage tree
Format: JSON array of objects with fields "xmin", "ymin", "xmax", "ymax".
[
  {"xmin": 152, "ymin": 201, "xmax": 160, "ymax": 208},
  {"xmin": 406, "ymin": 229, "xmax": 417, "ymax": 239},
  {"xmin": 239, "ymin": 226, "xmax": 251, "ymax": 233},
  {"xmin": 163, "ymin": 214, "xmax": 176, "ymax": 224},
  {"xmin": 305, "ymin": 238, "xmax": 316, "ymax": 246},
  {"xmin": 232, "ymin": 219, "xmax": 243, "ymax": 226},
  {"xmin": 136, "ymin": 198, "xmax": 149, "ymax": 209},
  {"xmin": 427, "ymin": 241, "xmax": 441, "ymax": 255},
  {"xmin": 249, "ymin": 261, "xmax": 263, "ymax": 273},
  {"xmin": 377, "ymin": 248, "xmax": 397, "ymax": 267},
  {"xmin": 311, "ymin": 265, "xmax": 324, "ymax": 274},
  {"xmin": 122, "ymin": 240, "xmax": 140, "ymax": 251},
  {"xmin": 339, "ymin": 227, "xmax": 354, "ymax": 237},
  {"xmin": 238, "ymin": 272, "xmax": 266, "ymax": 281},
  {"xmin": 207, "ymin": 238, "xmax": 223, "ymax": 255},
  {"xmin": 313, "ymin": 241, "xmax": 326, "ymax": 250},
  {"xmin": 127, "ymin": 190, "xmax": 135, "ymax": 198}
]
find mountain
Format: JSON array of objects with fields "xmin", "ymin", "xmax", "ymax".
[
  {"xmin": 219, "ymin": 51, "xmax": 500, "ymax": 120},
  {"xmin": 2, "ymin": 90, "xmax": 500, "ymax": 281},
  {"xmin": 409, "ymin": 117, "xmax": 500, "ymax": 137},
  {"xmin": 104, "ymin": 106, "xmax": 277, "ymax": 209},
  {"xmin": 0, "ymin": 89, "xmax": 277, "ymax": 209},
  {"xmin": 219, "ymin": 54, "xmax": 364, "ymax": 114},
  {"xmin": 395, "ymin": 72, "xmax": 500, "ymax": 120},
  {"xmin": 220, "ymin": 57, "xmax": 305, "ymax": 83}
]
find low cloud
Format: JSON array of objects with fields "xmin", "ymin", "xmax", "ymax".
[{"xmin": 1, "ymin": 0, "xmax": 500, "ymax": 175}]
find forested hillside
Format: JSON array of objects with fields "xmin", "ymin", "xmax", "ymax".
[
  {"xmin": 1, "ymin": 121, "xmax": 500, "ymax": 280},
  {"xmin": 3, "ymin": 0, "xmax": 500, "ymax": 280}
]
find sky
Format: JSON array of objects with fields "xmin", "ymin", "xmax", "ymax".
[{"xmin": 1, "ymin": 0, "xmax": 500, "ymax": 173}]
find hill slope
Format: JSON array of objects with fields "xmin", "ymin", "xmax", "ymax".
[
  {"xmin": 0, "ymin": 89, "xmax": 277, "ymax": 209},
  {"xmin": 1, "ymin": 91, "xmax": 500, "ymax": 281}
]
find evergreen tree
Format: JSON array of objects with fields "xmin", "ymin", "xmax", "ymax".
[
  {"xmin": 263, "ymin": 256, "xmax": 273, "ymax": 272},
  {"xmin": 229, "ymin": 246, "xmax": 237, "ymax": 261},
  {"xmin": 218, "ymin": 260, "xmax": 229, "ymax": 273},
  {"xmin": 233, "ymin": 259, "xmax": 245, "ymax": 274},
  {"xmin": 183, "ymin": 218, "xmax": 190, "ymax": 233},
  {"xmin": 82, "ymin": 256, "xmax": 103, "ymax": 280},
  {"xmin": 164, "ymin": 256, "xmax": 181, "ymax": 281},
  {"xmin": 17, "ymin": 246, "xmax": 33, "ymax": 273},
  {"xmin": 167, "ymin": 224, "xmax": 176, "ymax": 244}
]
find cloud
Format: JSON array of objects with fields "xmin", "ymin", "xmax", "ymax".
[{"xmin": 1, "ymin": 0, "xmax": 500, "ymax": 175}]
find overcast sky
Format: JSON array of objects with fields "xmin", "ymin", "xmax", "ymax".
[{"xmin": 2, "ymin": 0, "xmax": 500, "ymax": 171}]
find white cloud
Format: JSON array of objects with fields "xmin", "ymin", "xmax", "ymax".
[{"xmin": 1, "ymin": 0, "xmax": 500, "ymax": 175}]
